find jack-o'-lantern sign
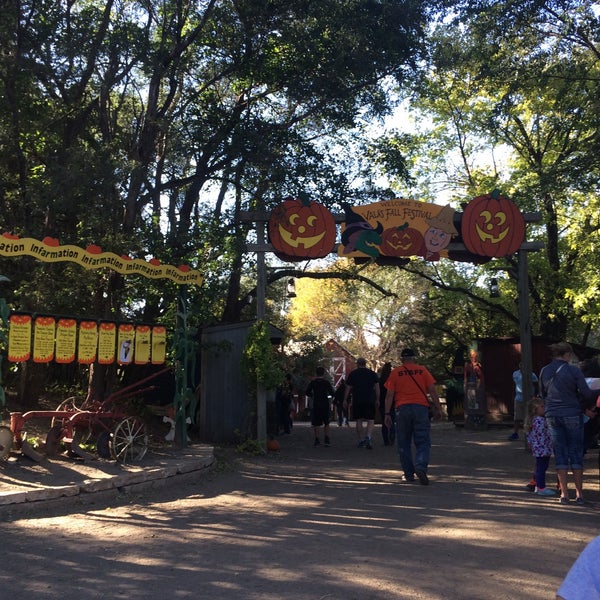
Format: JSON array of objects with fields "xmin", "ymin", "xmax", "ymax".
[
  {"xmin": 380, "ymin": 225, "xmax": 423, "ymax": 257},
  {"xmin": 461, "ymin": 190, "xmax": 525, "ymax": 257},
  {"xmin": 268, "ymin": 195, "xmax": 336, "ymax": 261}
]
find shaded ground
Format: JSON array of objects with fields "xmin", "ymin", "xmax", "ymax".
[{"xmin": 0, "ymin": 420, "xmax": 599, "ymax": 599}]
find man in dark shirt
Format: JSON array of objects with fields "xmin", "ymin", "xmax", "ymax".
[
  {"xmin": 305, "ymin": 366, "xmax": 334, "ymax": 447},
  {"xmin": 344, "ymin": 357, "xmax": 379, "ymax": 449}
]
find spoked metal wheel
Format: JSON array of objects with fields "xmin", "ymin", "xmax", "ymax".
[
  {"xmin": 110, "ymin": 417, "xmax": 148, "ymax": 463},
  {"xmin": 0, "ymin": 425, "xmax": 13, "ymax": 461},
  {"xmin": 51, "ymin": 397, "xmax": 84, "ymax": 428}
]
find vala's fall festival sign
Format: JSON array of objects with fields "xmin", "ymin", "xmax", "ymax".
[
  {"xmin": 0, "ymin": 234, "xmax": 202, "ymax": 284},
  {"xmin": 268, "ymin": 191, "xmax": 526, "ymax": 262}
]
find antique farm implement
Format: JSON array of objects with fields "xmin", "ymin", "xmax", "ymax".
[{"xmin": 0, "ymin": 367, "xmax": 172, "ymax": 464}]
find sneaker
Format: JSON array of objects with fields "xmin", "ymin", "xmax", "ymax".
[
  {"xmin": 559, "ymin": 496, "xmax": 570, "ymax": 504},
  {"xmin": 357, "ymin": 438, "xmax": 367, "ymax": 448},
  {"xmin": 508, "ymin": 432, "xmax": 519, "ymax": 441},
  {"xmin": 365, "ymin": 437, "xmax": 372, "ymax": 450},
  {"xmin": 401, "ymin": 474, "xmax": 416, "ymax": 483},
  {"xmin": 324, "ymin": 437, "xmax": 331, "ymax": 447},
  {"xmin": 526, "ymin": 483, "xmax": 536, "ymax": 492},
  {"xmin": 314, "ymin": 438, "xmax": 320, "ymax": 447},
  {"xmin": 416, "ymin": 470, "xmax": 429, "ymax": 486},
  {"xmin": 576, "ymin": 497, "xmax": 585, "ymax": 505},
  {"xmin": 536, "ymin": 488, "xmax": 556, "ymax": 496}
]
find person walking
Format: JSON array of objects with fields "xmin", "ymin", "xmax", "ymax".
[
  {"xmin": 383, "ymin": 348, "xmax": 443, "ymax": 485},
  {"xmin": 343, "ymin": 357, "xmax": 379, "ymax": 449},
  {"xmin": 305, "ymin": 366, "xmax": 334, "ymax": 447},
  {"xmin": 509, "ymin": 362, "xmax": 539, "ymax": 441},
  {"xmin": 540, "ymin": 341, "xmax": 600, "ymax": 505},
  {"xmin": 525, "ymin": 397, "xmax": 555, "ymax": 496},
  {"xmin": 334, "ymin": 378, "xmax": 348, "ymax": 427},
  {"xmin": 378, "ymin": 362, "xmax": 394, "ymax": 445}
]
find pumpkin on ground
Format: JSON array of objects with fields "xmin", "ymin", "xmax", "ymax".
[
  {"xmin": 267, "ymin": 438, "xmax": 280, "ymax": 452},
  {"xmin": 268, "ymin": 196, "xmax": 336, "ymax": 261},
  {"xmin": 461, "ymin": 190, "xmax": 526, "ymax": 257}
]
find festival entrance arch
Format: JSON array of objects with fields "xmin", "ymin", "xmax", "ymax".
[{"xmin": 244, "ymin": 190, "xmax": 542, "ymax": 438}]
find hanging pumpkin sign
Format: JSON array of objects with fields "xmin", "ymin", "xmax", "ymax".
[
  {"xmin": 461, "ymin": 190, "xmax": 526, "ymax": 257},
  {"xmin": 379, "ymin": 225, "xmax": 424, "ymax": 257},
  {"xmin": 268, "ymin": 195, "xmax": 336, "ymax": 261}
]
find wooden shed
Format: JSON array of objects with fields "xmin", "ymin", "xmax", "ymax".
[{"xmin": 198, "ymin": 321, "xmax": 284, "ymax": 444}]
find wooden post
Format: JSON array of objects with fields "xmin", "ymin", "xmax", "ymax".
[
  {"xmin": 256, "ymin": 219, "xmax": 267, "ymax": 447},
  {"xmin": 518, "ymin": 250, "xmax": 535, "ymax": 404}
]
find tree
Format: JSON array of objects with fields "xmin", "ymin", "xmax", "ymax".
[
  {"xmin": 371, "ymin": 0, "xmax": 600, "ymax": 345},
  {"xmin": 0, "ymin": 0, "xmax": 443, "ymax": 401}
]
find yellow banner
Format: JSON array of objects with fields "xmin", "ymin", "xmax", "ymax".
[
  {"xmin": 33, "ymin": 316, "xmax": 55, "ymax": 363},
  {"xmin": 78, "ymin": 320, "xmax": 98, "ymax": 364},
  {"xmin": 152, "ymin": 326, "xmax": 167, "ymax": 365},
  {"xmin": 118, "ymin": 324, "xmax": 135, "ymax": 365},
  {"xmin": 8, "ymin": 314, "xmax": 31, "ymax": 362},
  {"xmin": 0, "ymin": 234, "xmax": 202, "ymax": 285},
  {"xmin": 98, "ymin": 322, "xmax": 117, "ymax": 365},
  {"xmin": 135, "ymin": 325, "xmax": 151, "ymax": 365},
  {"xmin": 56, "ymin": 318, "xmax": 77, "ymax": 363}
]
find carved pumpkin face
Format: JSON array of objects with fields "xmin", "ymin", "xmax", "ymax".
[
  {"xmin": 461, "ymin": 193, "xmax": 525, "ymax": 257},
  {"xmin": 268, "ymin": 196, "xmax": 336, "ymax": 261},
  {"xmin": 380, "ymin": 226, "xmax": 423, "ymax": 257}
]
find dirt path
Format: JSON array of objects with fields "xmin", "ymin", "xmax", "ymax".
[{"xmin": 0, "ymin": 421, "xmax": 598, "ymax": 599}]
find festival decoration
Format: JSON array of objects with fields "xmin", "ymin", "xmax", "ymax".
[
  {"xmin": 380, "ymin": 225, "xmax": 423, "ymax": 257},
  {"xmin": 268, "ymin": 195, "xmax": 336, "ymax": 261},
  {"xmin": 56, "ymin": 318, "xmax": 77, "ymax": 363},
  {"xmin": 461, "ymin": 190, "xmax": 526, "ymax": 257},
  {"xmin": 0, "ymin": 234, "xmax": 202, "ymax": 285},
  {"xmin": 78, "ymin": 320, "xmax": 98, "ymax": 364},
  {"xmin": 339, "ymin": 199, "xmax": 458, "ymax": 261},
  {"xmin": 98, "ymin": 321, "xmax": 117, "ymax": 364},
  {"xmin": 33, "ymin": 316, "xmax": 55, "ymax": 363},
  {"xmin": 8, "ymin": 314, "xmax": 31, "ymax": 362},
  {"xmin": 134, "ymin": 325, "xmax": 151, "ymax": 365}
]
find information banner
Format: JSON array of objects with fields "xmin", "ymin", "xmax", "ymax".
[
  {"xmin": 56, "ymin": 318, "xmax": 77, "ymax": 363},
  {"xmin": 78, "ymin": 320, "xmax": 98, "ymax": 364},
  {"xmin": 98, "ymin": 322, "xmax": 117, "ymax": 365},
  {"xmin": 33, "ymin": 316, "xmax": 55, "ymax": 363},
  {"xmin": 117, "ymin": 324, "xmax": 135, "ymax": 365},
  {"xmin": 151, "ymin": 326, "xmax": 167, "ymax": 365},
  {"xmin": 8, "ymin": 314, "xmax": 32, "ymax": 362},
  {"xmin": 134, "ymin": 325, "xmax": 151, "ymax": 365}
]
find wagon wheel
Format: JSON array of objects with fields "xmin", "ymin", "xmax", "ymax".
[
  {"xmin": 50, "ymin": 396, "xmax": 84, "ymax": 428},
  {"xmin": 0, "ymin": 425, "xmax": 13, "ymax": 461},
  {"xmin": 96, "ymin": 430, "xmax": 111, "ymax": 459},
  {"xmin": 110, "ymin": 417, "xmax": 148, "ymax": 463},
  {"xmin": 45, "ymin": 424, "xmax": 63, "ymax": 457}
]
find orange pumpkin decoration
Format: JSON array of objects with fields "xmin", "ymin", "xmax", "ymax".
[
  {"xmin": 461, "ymin": 191, "xmax": 525, "ymax": 257},
  {"xmin": 380, "ymin": 226, "xmax": 423, "ymax": 257},
  {"xmin": 268, "ymin": 196, "xmax": 336, "ymax": 261},
  {"xmin": 267, "ymin": 438, "xmax": 280, "ymax": 452}
]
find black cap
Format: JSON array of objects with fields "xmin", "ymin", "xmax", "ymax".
[{"xmin": 401, "ymin": 348, "xmax": 416, "ymax": 358}]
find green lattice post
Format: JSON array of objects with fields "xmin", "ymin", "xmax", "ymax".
[
  {"xmin": 173, "ymin": 286, "xmax": 196, "ymax": 446},
  {"xmin": 0, "ymin": 276, "xmax": 10, "ymax": 408}
]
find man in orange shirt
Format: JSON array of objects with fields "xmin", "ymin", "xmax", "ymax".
[{"xmin": 383, "ymin": 348, "xmax": 443, "ymax": 485}]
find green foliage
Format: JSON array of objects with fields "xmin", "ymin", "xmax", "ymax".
[{"xmin": 241, "ymin": 321, "xmax": 285, "ymax": 391}]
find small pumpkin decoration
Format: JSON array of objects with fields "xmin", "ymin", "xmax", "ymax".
[
  {"xmin": 268, "ymin": 195, "xmax": 336, "ymax": 261},
  {"xmin": 461, "ymin": 190, "xmax": 525, "ymax": 257},
  {"xmin": 380, "ymin": 225, "xmax": 423, "ymax": 257},
  {"xmin": 267, "ymin": 438, "xmax": 280, "ymax": 452}
]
